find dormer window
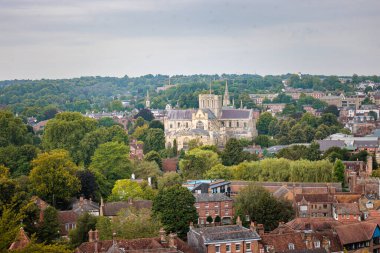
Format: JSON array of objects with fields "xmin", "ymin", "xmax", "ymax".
[
  {"xmin": 314, "ymin": 240, "xmax": 320, "ymax": 248},
  {"xmin": 288, "ymin": 243, "xmax": 295, "ymax": 250}
]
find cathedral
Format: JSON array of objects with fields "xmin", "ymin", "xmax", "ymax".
[{"xmin": 163, "ymin": 81, "xmax": 258, "ymax": 150}]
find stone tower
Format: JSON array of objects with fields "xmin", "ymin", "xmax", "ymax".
[
  {"xmin": 223, "ymin": 80, "xmax": 230, "ymax": 107},
  {"xmin": 199, "ymin": 82, "xmax": 222, "ymax": 117},
  {"xmin": 145, "ymin": 90, "xmax": 151, "ymax": 108}
]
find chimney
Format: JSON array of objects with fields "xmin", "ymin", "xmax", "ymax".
[
  {"xmin": 236, "ymin": 216, "xmax": 242, "ymax": 226},
  {"xmin": 88, "ymin": 229, "xmax": 94, "ymax": 242},
  {"xmin": 250, "ymin": 221, "xmax": 256, "ymax": 232},
  {"xmin": 305, "ymin": 233, "xmax": 313, "ymax": 249},
  {"xmin": 278, "ymin": 221, "xmax": 285, "ymax": 234},
  {"xmin": 79, "ymin": 196, "xmax": 84, "ymax": 208},
  {"xmin": 159, "ymin": 228, "xmax": 166, "ymax": 243},
  {"xmin": 169, "ymin": 233, "xmax": 177, "ymax": 248},
  {"xmin": 94, "ymin": 229, "xmax": 99, "ymax": 242},
  {"xmin": 322, "ymin": 236, "xmax": 330, "ymax": 251},
  {"xmin": 257, "ymin": 224, "xmax": 264, "ymax": 236}
]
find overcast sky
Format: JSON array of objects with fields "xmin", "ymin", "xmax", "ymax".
[{"xmin": 0, "ymin": 0, "xmax": 379, "ymax": 80}]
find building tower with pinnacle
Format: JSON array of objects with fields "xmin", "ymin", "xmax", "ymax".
[
  {"xmin": 145, "ymin": 90, "xmax": 151, "ymax": 108},
  {"xmin": 223, "ymin": 80, "xmax": 230, "ymax": 107}
]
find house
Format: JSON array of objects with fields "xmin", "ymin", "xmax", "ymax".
[
  {"xmin": 71, "ymin": 196, "xmax": 100, "ymax": 216},
  {"xmin": 294, "ymin": 194, "xmax": 336, "ymax": 218},
  {"xmin": 100, "ymin": 199, "xmax": 152, "ymax": 217},
  {"xmin": 187, "ymin": 219, "xmax": 261, "ymax": 253},
  {"xmin": 334, "ymin": 223, "xmax": 380, "ymax": 253},
  {"xmin": 332, "ymin": 203, "xmax": 361, "ymax": 222},
  {"xmin": 316, "ymin": 140, "xmax": 345, "ymax": 153},
  {"xmin": 8, "ymin": 227, "xmax": 31, "ymax": 251},
  {"xmin": 130, "ymin": 139, "xmax": 144, "ymax": 160},
  {"xmin": 58, "ymin": 210, "xmax": 79, "ymax": 237},
  {"xmin": 76, "ymin": 229, "xmax": 195, "ymax": 253},
  {"xmin": 194, "ymin": 193, "xmax": 234, "ymax": 225},
  {"xmin": 183, "ymin": 180, "xmax": 213, "ymax": 194}
]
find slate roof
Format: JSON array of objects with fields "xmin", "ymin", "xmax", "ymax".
[
  {"xmin": 317, "ymin": 140, "xmax": 345, "ymax": 152},
  {"xmin": 72, "ymin": 198, "xmax": 99, "ymax": 215},
  {"xmin": 102, "ymin": 200, "xmax": 152, "ymax": 216},
  {"xmin": 166, "ymin": 110, "xmax": 195, "ymax": 120},
  {"xmin": 195, "ymin": 193, "xmax": 232, "ymax": 202},
  {"xmin": 201, "ymin": 109, "xmax": 216, "ymax": 119},
  {"xmin": 353, "ymin": 140, "xmax": 379, "ymax": 148},
  {"xmin": 334, "ymin": 223, "xmax": 377, "ymax": 245},
  {"xmin": 191, "ymin": 225, "xmax": 260, "ymax": 243},
  {"xmin": 220, "ymin": 109, "xmax": 252, "ymax": 119}
]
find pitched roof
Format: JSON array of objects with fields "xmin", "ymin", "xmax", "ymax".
[
  {"xmin": 166, "ymin": 110, "xmax": 195, "ymax": 120},
  {"xmin": 286, "ymin": 218, "xmax": 344, "ymax": 232},
  {"xmin": 295, "ymin": 194, "xmax": 335, "ymax": 203},
  {"xmin": 190, "ymin": 225, "xmax": 260, "ymax": 243},
  {"xmin": 194, "ymin": 193, "xmax": 232, "ymax": 202},
  {"xmin": 316, "ymin": 140, "xmax": 345, "ymax": 152},
  {"xmin": 72, "ymin": 198, "xmax": 99, "ymax": 215},
  {"xmin": 75, "ymin": 237, "xmax": 195, "ymax": 253},
  {"xmin": 334, "ymin": 223, "xmax": 377, "ymax": 245},
  {"xmin": 261, "ymin": 232, "xmax": 306, "ymax": 252},
  {"xmin": 102, "ymin": 200, "xmax": 152, "ymax": 216},
  {"xmin": 8, "ymin": 227, "xmax": 31, "ymax": 250},
  {"xmin": 220, "ymin": 109, "xmax": 252, "ymax": 119},
  {"xmin": 333, "ymin": 203, "xmax": 361, "ymax": 215},
  {"xmin": 353, "ymin": 140, "xmax": 379, "ymax": 148},
  {"xmin": 58, "ymin": 210, "xmax": 79, "ymax": 224}
]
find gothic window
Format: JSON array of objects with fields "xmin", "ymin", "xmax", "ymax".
[
  {"xmin": 229, "ymin": 121, "xmax": 232, "ymax": 128},
  {"xmin": 237, "ymin": 121, "xmax": 239, "ymax": 127},
  {"xmin": 196, "ymin": 121, "xmax": 204, "ymax": 130},
  {"xmin": 186, "ymin": 122, "xmax": 189, "ymax": 128},
  {"xmin": 178, "ymin": 122, "xmax": 180, "ymax": 128}
]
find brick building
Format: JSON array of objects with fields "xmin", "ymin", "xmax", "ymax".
[
  {"xmin": 195, "ymin": 193, "xmax": 234, "ymax": 225},
  {"xmin": 187, "ymin": 220, "xmax": 261, "ymax": 253},
  {"xmin": 332, "ymin": 203, "xmax": 361, "ymax": 222},
  {"xmin": 294, "ymin": 194, "xmax": 336, "ymax": 218}
]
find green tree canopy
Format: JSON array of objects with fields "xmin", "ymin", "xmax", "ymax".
[
  {"xmin": 42, "ymin": 112, "xmax": 97, "ymax": 163},
  {"xmin": 29, "ymin": 149, "xmax": 80, "ymax": 206},
  {"xmin": 89, "ymin": 142, "xmax": 132, "ymax": 198},
  {"xmin": 108, "ymin": 179, "xmax": 156, "ymax": 201},
  {"xmin": 0, "ymin": 110, "xmax": 29, "ymax": 147},
  {"xmin": 144, "ymin": 128, "xmax": 165, "ymax": 153},
  {"xmin": 235, "ymin": 184, "xmax": 294, "ymax": 231},
  {"xmin": 153, "ymin": 185, "xmax": 197, "ymax": 238},
  {"xmin": 256, "ymin": 112, "xmax": 275, "ymax": 135},
  {"xmin": 179, "ymin": 148, "xmax": 220, "ymax": 179},
  {"xmin": 157, "ymin": 172, "xmax": 183, "ymax": 190},
  {"xmin": 221, "ymin": 138, "xmax": 257, "ymax": 166}
]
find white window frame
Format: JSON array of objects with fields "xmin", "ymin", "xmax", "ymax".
[
  {"xmin": 226, "ymin": 244, "xmax": 231, "ymax": 253},
  {"xmin": 236, "ymin": 243, "xmax": 241, "ymax": 252},
  {"xmin": 215, "ymin": 244, "xmax": 221, "ymax": 253},
  {"xmin": 246, "ymin": 242, "xmax": 251, "ymax": 251}
]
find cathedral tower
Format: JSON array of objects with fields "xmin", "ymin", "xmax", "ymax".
[
  {"xmin": 145, "ymin": 90, "xmax": 151, "ymax": 108},
  {"xmin": 223, "ymin": 80, "xmax": 230, "ymax": 107}
]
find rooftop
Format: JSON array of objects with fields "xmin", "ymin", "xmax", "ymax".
[
  {"xmin": 195, "ymin": 193, "xmax": 232, "ymax": 202},
  {"xmin": 190, "ymin": 225, "xmax": 260, "ymax": 243}
]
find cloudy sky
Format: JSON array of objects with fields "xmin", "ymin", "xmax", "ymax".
[{"xmin": 0, "ymin": 0, "xmax": 379, "ymax": 80}]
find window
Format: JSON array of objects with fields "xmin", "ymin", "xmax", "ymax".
[
  {"xmin": 196, "ymin": 121, "xmax": 204, "ymax": 129},
  {"xmin": 215, "ymin": 209, "xmax": 219, "ymax": 215},
  {"xmin": 215, "ymin": 203, "xmax": 219, "ymax": 207},
  {"xmin": 178, "ymin": 122, "xmax": 180, "ymax": 127},
  {"xmin": 237, "ymin": 121, "xmax": 239, "ymax": 127},
  {"xmin": 225, "ymin": 209, "xmax": 229, "ymax": 215},
  {"xmin": 226, "ymin": 244, "xmax": 231, "ymax": 252},
  {"xmin": 246, "ymin": 242, "xmax": 251, "ymax": 250},
  {"xmin": 288, "ymin": 243, "xmax": 295, "ymax": 250},
  {"xmin": 170, "ymin": 124, "xmax": 173, "ymax": 128},
  {"xmin": 215, "ymin": 245, "xmax": 220, "ymax": 253},
  {"xmin": 195, "ymin": 203, "xmax": 199, "ymax": 209},
  {"xmin": 225, "ymin": 201, "xmax": 229, "ymax": 207},
  {"xmin": 229, "ymin": 121, "xmax": 231, "ymax": 127},
  {"xmin": 186, "ymin": 122, "xmax": 189, "ymax": 128},
  {"xmin": 205, "ymin": 202, "xmax": 209, "ymax": 208},
  {"xmin": 314, "ymin": 241, "xmax": 320, "ymax": 248},
  {"xmin": 206, "ymin": 211, "xmax": 209, "ymax": 216},
  {"xmin": 236, "ymin": 244, "xmax": 240, "ymax": 252}
]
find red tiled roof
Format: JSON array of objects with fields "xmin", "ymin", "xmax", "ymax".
[
  {"xmin": 286, "ymin": 218, "xmax": 345, "ymax": 231},
  {"xmin": 261, "ymin": 233, "xmax": 306, "ymax": 252},
  {"xmin": 295, "ymin": 194, "xmax": 335, "ymax": 203},
  {"xmin": 335, "ymin": 223, "xmax": 377, "ymax": 245},
  {"xmin": 333, "ymin": 203, "xmax": 361, "ymax": 215},
  {"xmin": 162, "ymin": 158, "xmax": 178, "ymax": 173},
  {"xmin": 8, "ymin": 228, "xmax": 30, "ymax": 250}
]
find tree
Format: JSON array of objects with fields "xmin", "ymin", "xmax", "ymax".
[
  {"xmin": 319, "ymin": 113, "xmax": 339, "ymax": 127},
  {"xmin": 153, "ymin": 185, "xmax": 198, "ymax": 238},
  {"xmin": 214, "ymin": 215, "xmax": 221, "ymax": 223},
  {"xmin": 333, "ymin": 160, "xmax": 345, "ymax": 187},
  {"xmin": 288, "ymin": 124, "xmax": 307, "ymax": 144},
  {"xmin": 369, "ymin": 111, "xmax": 378, "ymax": 121},
  {"xmin": 157, "ymin": 172, "xmax": 183, "ymax": 190},
  {"xmin": 42, "ymin": 112, "xmax": 97, "ymax": 163},
  {"xmin": 29, "ymin": 150, "xmax": 80, "ymax": 206},
  {"xmin": 204, "ymin": 164, "xmax": 233, "ymax": 180},
  {"xmin": 0, "ymin": 206, "xmax": 25, "ymax": 251},
  {"xmin": 323, "ymin": 105, "xmax": 339, "ymax": 117},
  {"xmin": 253, "ymin": 135, "xmax": 272, "ymax": 148},
  {"xmin": 179, "ymin": 148, "xmax": 220, "ymax": 179},
  {"xmin": 133, "ymin": 160, "xmax": 162, "ymax": 180},
  {"xmin": 108, "ymin": 100, "xmax": 124, "ymax": 112},
  {"xmin": 305, "ymin": 141, "xmax": 321, "ymax": 161},
  {"xmin": 108, "ymin": 179, "xmax": 156, "ymax": 201},
  {"xmin": 256, "ymin": 112, "xmax": 275, "ymax": 135},
  {"xmin": 235, "ymin": 184, "xmax": 294, "ymax": 231},
  {"xmin": 149, "ymin": 120, "xmax": 164, "ymax": 130},
  {"xmin": 89, "ymin": 142, "xmax": 132, "ymax": 198},
  {"xmin": 0, "ymin": 110, "xmax": 29, "ymax": 147},
  {"xmin": 172, "ymin": 139, "xmax": 178, "ymax": 157},
  {"xmin": 37, "ymin": 206, "xmax": 60, "ymax": 244},
  {"xmin": 144, "ymin": 151, "xmax": 162, "ymax": 169},
  {"xmin": 134, "ymin": 109, "xmax": 154, "ymax": 121},
  {"xmin": 144, "ymin": 128, "xmax": 165, "ymax": 153},
  {"xmin": 76, "ymin": 170, "xmax": 99, "ymax": 201},
  {"xmin": 0, "ymin": 144, "xmax": 38, "ymax": 177},
  {"xmin": 206, "ymin": 216, "xmax": 213, "ymax": 224},
  {"xmin": 69, "ymin": 212, "xmax": 97, "ymax": 248},
  {"xmin": 11, "ymin": 242, "xmax": 72, "ymax": 253},
  {"xmin": 97, "ymin": 117, "xmax": 120, "ymax": 128},
  {"xmin": 221, "ymin": 138, "xmax": 256, "ymax": 166},
  {"xmin": 96, "ymin": 207, "xmax": 160, "ymax": 241}
]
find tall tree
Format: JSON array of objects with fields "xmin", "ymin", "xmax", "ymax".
[
  {"xmin": 153, "ymin": 185, "xmax": 198, "ymax": 238},
  {"xmin": 37, "ymin": 206, "xmax": 60, "ymax": 244},
  {"xmin": 69, "ymin": 212, "xmax": 97, "ymax": 248},
  {"xmin": 256, "ymin": 112, "xmax": 275, "ymax": 135},
  {"xmin": 144, "ymin": 151, "xmax": 162, "ymax": 170},
  {"xmin": 222, "ymin": 138, "xmax": 256, "ymax": 166},
  {"xmin": 134, "ymin": 109, "xmax": 154, "ymax": 121},
  {"xmin": 235, "ymin": 184, "xmax": 294, "ymax": 231},
  {"xmin": 89, "ymin": 142, "xmax": 132, "ymax": 198},
  {"xmin": 29, "ymin": 150, "xmax": 80, "ymax": 206},
  {"xmin": 144, "ymin": 128, "xmax": 165, "ymax": 153},
  {"xmin": 42, "ymin": 112, "xmax": 97, "ymax": 163},
  {"xmin": 333, "ymin": 159, "xmax": 345, "ymax": 186},
  {"xmin": 0, "ymin": 110, "xmax": 29, "ymax": 147}
]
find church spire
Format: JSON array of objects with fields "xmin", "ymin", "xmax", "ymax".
[
  {"xmin": 145, "ymin": 90, "xmax": 151, "ymax": 108},
  {"xmin": 223, "ymin": 80, "xmax": 230, "ymax": 107}
]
